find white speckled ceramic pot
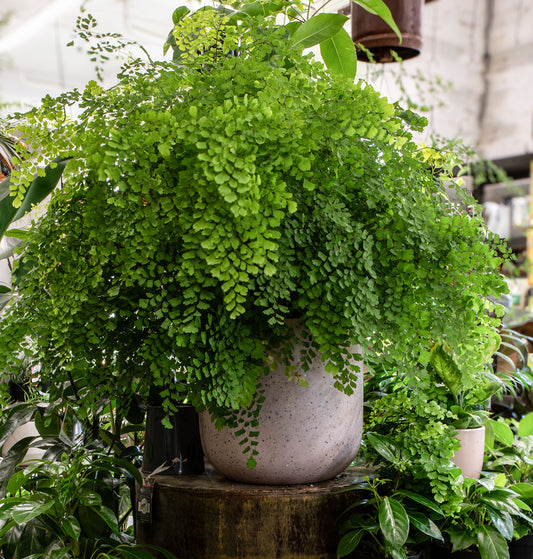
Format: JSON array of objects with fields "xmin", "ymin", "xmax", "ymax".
[
  {"xmin": 199, "ymin": 335, "xmax": 364, "ymax": 485},
  {"xmin": 451, "ymin": 426, "xmax": 486, "ymax": 479}
]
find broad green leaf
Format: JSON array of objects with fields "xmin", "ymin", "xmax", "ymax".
[
  {"xmin": 477, "ymin": 527, "xmax": 509, "ymax": 559},
  {"xmin": 0, "ymin": 519, "xmax": 16, "ymax": 539},
  {"xmin": 353, "ymin": 0, "xmax": 401, "ymax": 41},
  {"xmin": 62, "ymin": 515, "xmax": 81, "ymax": 539},
  {"xmin": 320, "ymin": 28, "xmax": 357, "ymax": 82},
  {"xmin": 0, "ymin": 157, "xmax": 67, "ymax": 239},
  {"xmin": 6, "ymin": 470, "xmax": 27, "ymax": 496},
  {"xmin": 11, "ymin": 500, "xmax": 55, "ymax": 524},
  {"xmin": 96, "ymin": 455, "xmax": 143, "ymax": 484},
  {"xmin": 49, "ymin": 546, "xmax": 74, "ymax": 559},
  {"xmin": 94, "ymin": 505, "xmax": 119, "ymax": 534},
  {"xmin": 396, "ymin": 489, "xmax": 444, "ymax": 516},
  {"xmin": 232, "ymin": 1, "xmax": 284, "ymax": 19},
  {"xmin": 430, "ymin": 344, "xmax": 462, "ymax": 398},
  {"xmin": 486, "ymin": 508, "xmax": 514, "ymax": 540},
  {"xmin": 519, "ymin": 413, "xmax": 533, "ymax": 437},
  {"xmin": 79, "ymin": 491, "xmax": 103, "ymax": 507},
  {"xmin": 291, "ymin": 13, "xmax": 348, "ymax": 50},
  {"xmin": 18, "ymin": 521, "xmax": 48, "ymax": 558},
  {"xmin": 285, "ymin": 21, "xmax": 301, "ymax": 36},
  {"xmin": 3, "ymin": 228, "xmax": 27, "ymax": 240},
  {"xmin": 172, "ymin": 6, "xmax": 191, "ymax": 24},
  {"xmin": 481, "ymin": 493, "xmax": 520, "ymax": 516},
  {"xmin": 478, "ymin": 477, "xmax": 496, "ymax": 492},
  {"xmin": 472, "ymin": 381, "xmax": 502, "ymax": 405},
  {"xmin": 488, "ymin": 419, "xmax": 514, "ymax": 447},
  {"xmin": 512, "ymin": 483, "xmax": 533, "ymax": 501},
  {"xmin": 366, "ymin": 432, "xmax": 401, "ymax": 464},
  {"xmin": 409, "ymin": 511, "xmax": 443, "ymax": 541},
  {"xmin": 449, "ymin": 526, "xmax": 476, "ymax": 552},
  {"xmin": 337, "ymin": 530, "xmax": 363, "ymax": 557},
  {"xmin": 378, "ymin": 497, "xmax": 409, "ymax": 549}
]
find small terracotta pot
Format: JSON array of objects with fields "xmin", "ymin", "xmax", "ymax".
[{"xmin": 451, "ymin": 426, "xmax": 485, "ymax": 479}]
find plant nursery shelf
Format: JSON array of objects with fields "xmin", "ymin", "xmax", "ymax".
[{"xmin": 136, "ymin": 464, "xmax": 372, "ymax": 559}]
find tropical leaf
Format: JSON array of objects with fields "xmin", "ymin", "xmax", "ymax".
[
  {"xmin": 10, "ymin": 500, "xmax": 55, "ymax": 524},
  {"xmin": 320, "ymin": 28, "xmax": 357, "ymax": 81},
  {"xmin": 0, "ymin": 437, "xmax": 35, "ymax": 498},
  {"xmin": 477, "ymin": 527, "xmax": 509, "ymax": 559},
  {"xmin": 337, "ymin": 530, "xmax": 363, "ymax": 557},
  {"xmin": 290, "ymin": 13, "xmax": 348, "ymax": 50},
  {"xmin": 352, "ymin": 0, "xmax": 401, "ymax": 41},
  {"xmin": 488, "ymin": 418, "xmax": 514, "ymax": 447},
  {"xmin": 430, "ymin": 344, "xmax": 462, "ymax": 398},
  {"xmin": 366, "ymin": 432, "xmax": 402, "ymax": 464},
  {"xmin": 519, "ymin": 412, "xmax": 533, "ymax": 437},
  {"xmin": 93, "ymin": 505, "xmax": 119, "ymax": 534},
  {"xmin": 485, "ymin": 508, "xmax": 514, "ymax": 541},
  {"xmin": 378, "ymin": 497, "xmax": 409, "ymax": 549},
  {"xmin": 62, "ymin": 515, "xmax": 82, "ymax": 540},
  {"xmin": 395, "ymin": 490, "xmax": 444, "ymax": 517},
  {"xmin": 449, "ymin": 525, "xmax": 476, "ymax": 552},
  {"xmin": 0, "ymin": 157, "xmax": 67, "ymax": 240},
  {"xmin": 409, "ymin": 511, "xmax": 443, "ymax": 541}
]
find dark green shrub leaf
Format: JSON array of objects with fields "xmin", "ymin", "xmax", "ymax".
[
  {"xmin": 337, "ymin": 530, "xmax": 363, "ymax": 557},
  {"xmin": 291, "ymin": 13, "xmax": 348, "ymax": 50},
  {"xmin": 378, "ymin": 497, "xmax": 409, "ymax": 549}
]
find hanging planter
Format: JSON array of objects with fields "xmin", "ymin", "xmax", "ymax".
[{"xmin": 351, "ymin": 0, "xmax": 424, "ymax": 62}]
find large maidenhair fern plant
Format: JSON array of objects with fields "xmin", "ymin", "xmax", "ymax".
[{"xmin": 0, "ymin": 2, "xmax": 508, "ymax": 467}]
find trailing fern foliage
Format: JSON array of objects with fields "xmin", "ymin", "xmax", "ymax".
[{"xmin": 0, "ymin": 4, "xmax": 508, "ymax": 434}]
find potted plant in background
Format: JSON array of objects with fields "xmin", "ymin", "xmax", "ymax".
[
  {"xmin": 337, "ymin": 476, "xmax": 446, "ymax": 559},
  {"xmin": 353, "ymin": 358, "xmax": 530, "ymax": 559},
  {"xmin": 428, "ymin": 340, "xmax": 504, "ymax": 480},
  {"xmin": 484, "ymin": 412, "xmax": 533, "ymax": 558},
  {"xmin": 0, "ymin": 0, "xmax": 508, "ymax": 485}
]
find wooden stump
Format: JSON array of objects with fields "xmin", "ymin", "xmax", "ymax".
[{"xmin": 136, "ymin": 465, "xmax": 371, "ymax": 559}]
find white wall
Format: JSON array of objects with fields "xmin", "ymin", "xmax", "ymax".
[
  {"xmin": 477, "ymin": 0, "xmax": 533, "ymax": 161},
  {"xmin": 1, "ymin": 0, "xmax": 532, "ymax": 161}
]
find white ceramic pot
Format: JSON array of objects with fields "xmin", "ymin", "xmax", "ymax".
[
  {"xmin": 1, "ymin": 421, "xmax": 46, "ymax": 464},
  {"xmin": 199, "ymin": 336, "xmax": 364, "ymax": 485},
  {"xmin": 451, "ymin": 426, "xmax": 485, "ymax": 479}
]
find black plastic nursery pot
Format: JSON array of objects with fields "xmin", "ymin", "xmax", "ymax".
[
  {"xmin": 510, "ymin": 534, "xmax": 533, "ymax": 558},
  {"xmin": 7, "ymin": 380, "xmax": 28, "ymax": 402},
  {"xmin": 428, "ymin": 544, "xmax": 481, "ymax": 559},
  {"xmin": 142, "ymin": 403, "xmax": 204, "ymax": 475}
]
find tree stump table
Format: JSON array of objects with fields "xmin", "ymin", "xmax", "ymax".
[{"xmin": 136, "ymin": 465, "xmax": 371, "ymax": 559}]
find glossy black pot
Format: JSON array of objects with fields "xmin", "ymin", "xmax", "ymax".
[
  {"xmin": 142, "ymin": 403, "xmax": 205, "ymax": 475},
  {"xmin": 510, "ymin": 535, "xmax": 533, "ymax": 559},
  {"xmin": 428, "ymin": 544, "xmax": 481, "ymax": 559}
]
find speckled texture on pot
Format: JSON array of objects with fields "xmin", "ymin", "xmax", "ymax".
[{"xmin": 199, "ymin": 340, "xmax": 364, "ymax": 485}]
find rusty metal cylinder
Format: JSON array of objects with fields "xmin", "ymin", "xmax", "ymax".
[{"xmin": 351, "ymin": 0, "xmax": 424, "ymax": 62}]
